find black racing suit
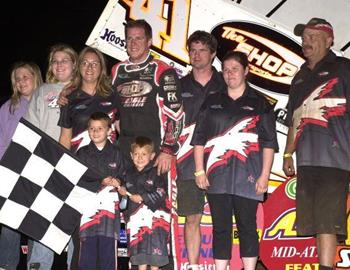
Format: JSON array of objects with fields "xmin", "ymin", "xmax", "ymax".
[{"xmin": 111, "ymin": 54, "xmax": 184, "ymax": 156}]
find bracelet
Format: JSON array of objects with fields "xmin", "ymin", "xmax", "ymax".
[
  {"xmin": 194, "ymin": 170, "xmax": 205, "ymax": 177},
  {"xmin": 283, "ymin": 153, "xmax": 293, "ymax": 158}
]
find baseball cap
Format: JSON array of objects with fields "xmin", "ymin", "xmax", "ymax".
[{"xmin": 294, "ymin": 18, "xmax": 334, "ymax": 39}]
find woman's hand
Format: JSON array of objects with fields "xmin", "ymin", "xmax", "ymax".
[
  {"xmin": 255, "ymin": 175, "xmax": 268, "ymax": 195},
  {"xmin": 195, "ymin": 174, "xmax": 210, "ymax": 190}
]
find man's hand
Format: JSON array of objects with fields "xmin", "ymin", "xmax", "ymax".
[
  {"xmin": 283, "ymin": 156, "xmax": 295, "ymax": 177},
  {"xmin": 154, "ymin": 152, "xmax": 174, "ymax": 175}
]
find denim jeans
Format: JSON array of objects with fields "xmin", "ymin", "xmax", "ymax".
[
  {"xmin": 0, "ymin": 226, "xmax": 21, "ymax": 270},
  {"xmin": 27, "ymin": 239, "xmax": 73, "ymax": 270}
]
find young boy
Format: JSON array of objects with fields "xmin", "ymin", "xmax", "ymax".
[
  {"xmin": 118, "ymin": 136, "xmax": 171, "ymax": 270},
  {"xmin": 77, "ymin": 111, "xmax": 125, "ymax": 270}
]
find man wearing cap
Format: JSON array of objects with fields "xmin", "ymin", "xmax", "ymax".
[{"xmin": 283, "ymin": 18, "xmax": 350, "ymax": 270}]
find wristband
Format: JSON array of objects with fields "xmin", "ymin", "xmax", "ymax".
[
  {"xmin": 194, "ymin": 170, "xmax": 205, "ymax": 177},
  {"xmin": 283, "ymin": 153, "xmax": 293, "ymax": 158}
]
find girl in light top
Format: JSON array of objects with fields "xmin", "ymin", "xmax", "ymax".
[
  {"xmin": 25, "ymin": 43, "xmax": 79, "ymax": 270},
  {"xmin": 0, "ymin": 61, "xmax": 43, "ymax": 270}
]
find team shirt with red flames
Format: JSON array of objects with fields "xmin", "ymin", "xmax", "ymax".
[
  {"xmin": 111, "ymin": 54, "xmax": 184, "ymax": 155},
  {"xmin": 191, "ymin": 87, "xmax": 278, "ymax": 201},
  {"xmin": 176, "ymin": 67, "xmax": 226, "ymax": 181},
  {"xmin": 77, "ymin": 140, "xmax": 126, "ymax": 239},
  {"xmin": 124, "ymin": 163, "xmax": 170, "ymax": 262},
  {"xmin": 286, "ymin": 51, "xmax": 350, "ymax": 171},
  {"xmin": 58, "ymin": 89, "xmax": 117, "ymax": 153}
]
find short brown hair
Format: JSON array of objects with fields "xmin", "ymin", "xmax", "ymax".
[
  {"xmin": 130, "ymin": 136, "xmax": 154, "ymax": 153},
  {"xmin": 125, "ymin": 19, "xmax": 153, "ymax": 40},
  {"xmin": 187, "ymin": 30, "xmax": 218, "ymax": 53},
  {"xmin": 88, "ymin": 111, "xmax": 111, "ymax": 128}
]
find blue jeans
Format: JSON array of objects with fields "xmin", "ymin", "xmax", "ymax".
[
  {"xmin": 0, "ymin": 226, "xmax": 21, "ymax": 270},
  {"xmin": 27, "ymin": 239, "xmax": 74, "ymax": 270},
  {"xmin": 79, "ymin": 236, "xmax": 115, "ymax": 270}
]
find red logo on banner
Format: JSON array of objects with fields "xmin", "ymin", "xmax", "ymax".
[{"xmin": 260, "ymin": 177, "xmax": 319, "ymax": 270}]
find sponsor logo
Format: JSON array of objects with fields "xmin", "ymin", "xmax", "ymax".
[
  {"xmin": 75, "ymin": 104, "xmax": 88, "ymax": 110},
  {"xmin": 145, "ymin": 179, "xmax": 153, "ymax": 185},
  {"xmin": 117, "ymin": 80, "xmax": 152, "ymax": 97},
  {"xmin": 99, "ymin": 28, "xmax": 126, "ymax": 48},
  {"xmin": 242, "ymin": 105, "xmax": 254, "ymax": 111},
  {"xmin": 164, "ymin": 85, "xmax": 177, "ymax": 91},
  {"xmin": 210, "ymin": 104, "xmax": 223, "ymax": 109},
  {"xmin": 285, "ymin": 177, "xmax": 297, "ymax": 200},
  {"xmin": 336, "ymin": 246, "xmax": 350, "ymax": 269},
  {"xmin": 118, "ymin": 73, "xmax": 129, "ymax": 79},
  {"xmin": 100, "ymin": 101, "xmax": 112, "ymax": 106},
  {"xmin": 211, "ymin": 21, "xmax": 305, "ymax": 95},
  {"xmin": 319, "ymin": 71, "xmax": 329, "ymax": 76},
  {"xmin": 108, "ymin": 162, "xmax": 117, "ymax": 169},
  {"xmin": 164, "ymin": 75, "xmax": 175, "ymax": 84},
  {"xmin": 170, "ymin": 103, "xmax": 181, "ymax": 109},
  {"xmin": 167, "ymin": 92, "xmax": 178, "ymax": 102},
  {"xmin": 181, "ymin": 92, "xmax": 193, "ymax": 98}
]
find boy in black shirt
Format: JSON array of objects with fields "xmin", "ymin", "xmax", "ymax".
[
  {"xmin": 77, "ymin": 112, "xmax": 125, "ymax": 270},
  {"xmin": 118, "ymin": 136, "xmax": 171, "ymax": 270}
]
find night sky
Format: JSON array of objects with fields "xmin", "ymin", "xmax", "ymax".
[{"xmin": 0, "ymin": 0, "xmax": 115, "ymax": 105}]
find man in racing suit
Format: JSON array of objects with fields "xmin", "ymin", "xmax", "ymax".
[
  {"xmin": 111, "ymin": 19, "xmax": 183, "ymax": 176},
  {"xmin": 111, "ymin": 19, "xmax": 183, "ymax": 270}
]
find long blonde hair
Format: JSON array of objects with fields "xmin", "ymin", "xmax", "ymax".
[
  {"xmin": 9, "ymin": 62, "xmax": 43, "ymax": 114},
  {"xmin": 45, "ymin": 43, "xmax": 79, "ymax": 85},
  {"xmin": 72, "ymin": 47, "xmax": 112, "ymax": 97}
]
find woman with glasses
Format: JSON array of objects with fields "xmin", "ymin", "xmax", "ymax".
[
  {"xmin": 58, "ymin": 46, "xmax": 117, "ymax": 153},
  {"xmin": 58, "ymin": 47, "xmax": 119, "ymax": 269},
  {"xmin": 25, "ymin": 43, "xmax": 78, "ymax": 270}
]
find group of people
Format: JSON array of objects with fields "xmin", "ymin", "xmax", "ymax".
[{"xmin": 0, "ymin": 16, "xmax": 348, "ymax": 270}]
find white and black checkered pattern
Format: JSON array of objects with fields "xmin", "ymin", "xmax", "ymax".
[{"xmin": 0, "ymin": 118, "xmax": 101, "ymax": 254}]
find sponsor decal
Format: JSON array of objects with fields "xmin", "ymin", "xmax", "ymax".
[
  {"xmin": 45, "ymin": 92, "xmax": 60, "ymax": 108},
  {"xmin": 241, "ymin": 105, "xmax": 254, "ymax": 111},
  {"xmin": 318, "ymin": 71, "xmax": 329, "ymax": 76},
  {"xmin": 164, "ymin": 75, "xmax": 176, "ymax": 84},
  {"xmin": 100, "ymin": 101, "xmax": 112, "ymax": 106},
  {"xmin": 75, "ymin": 104, "xmax": 88, "ymax": 110},
  {"xmin": 167, "ymin": 92, "xmax": 178, "ymax": 102},
  {"xmin": 211, "ymin": 21, "xmax": 305, "ymax": 94},
  {"xmin": 99, "ymin": 28, "xmax": 126, "ymax": 49},
  {"xmin": 285, "ymin": 178, "xmax": 296, "ymax": 200},
  {"xmin": 117, "ymin": 80, "xmax": 152, "ymax": 97},
  {"xmin": 181, "ymin": 92, "xmax": 193, "ymax": 98},
  {"xmin": 336, "ymin": 245, "xmax": 350, "ymax": 269},
  {"xmin": 145, "ymin": 179, "xmax": 153, "ymax": 185},
  {"xmin": 164, "ymin": 85, "xmax": 177, "ymax": 91},
  {"xmin": 210, "ymin": 104, "xmax": 223, "ymax": 109},
  {"xmin": 108, "ymin": 162, "xmax": 117, "ymax": 169},
  {"xmin": 260, "ymin": 178, "xmax": 318, "ymax": 269},
  {"xmin": 170, "ymin": 103, "xmax": 181, "ymax": 109}
]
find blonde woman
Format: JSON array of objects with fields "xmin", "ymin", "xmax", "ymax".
[
  {"xmin": 25, "ymin": 43, "xmax": 78, "ymax": 270},
  {"xmin": 0, "ymin": 61, "xmax": 42, "ymax": 270}
]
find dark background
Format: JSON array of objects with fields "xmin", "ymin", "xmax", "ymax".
[{"xmin": 0, "ymin": 0, "xmax": 117, "ymax": 106}]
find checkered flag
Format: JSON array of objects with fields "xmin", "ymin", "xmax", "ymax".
[{"xmin": 0, "ymin": 118, "xmax": 101, "ymax": 254}]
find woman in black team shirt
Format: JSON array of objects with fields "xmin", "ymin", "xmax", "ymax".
[
  {"xmin": 58, "ymin": 47, "xmax": 118, "ymax": 269},
  {"xmin": 58, "ymin": 47, "xmax": 117, "ymax": 153},
  {"xmin": 191, "ymin": 51, "xmax": 278, "ymax": 270}
]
